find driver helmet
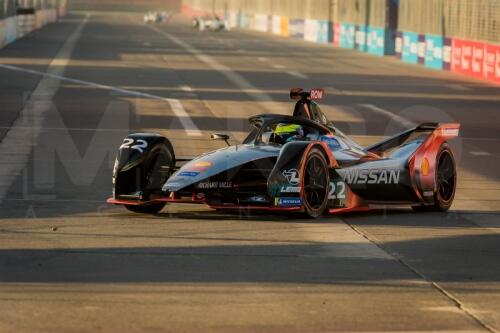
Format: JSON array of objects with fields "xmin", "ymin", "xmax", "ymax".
[{"xmin": 274, "ymin": 123, "xmax": 304, "ymax": 143}]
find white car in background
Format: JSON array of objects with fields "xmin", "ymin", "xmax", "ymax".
[
  {"xmin": 144, "ymin": 11, "xmax": 169, "ymax": 24},
  {"xmin": 193, "ymin": 15, "xmax": 229, "ymax": 31}
]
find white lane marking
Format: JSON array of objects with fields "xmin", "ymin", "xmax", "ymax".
[
  {"xmin": 358, "ymin": 104, "xmax": 416, "ymax": 128},
  {"xmin": 0, "ymin": 64, "xmax": 202, "ymax": 137},
  {"xmin": 143, "ymin": 42, "xmax": 151, "ymax": 47},
  {"xmin": 144, "ymin": 25, "xmax": 276, "ymax": 106},
  {"xmin": 179, "ymin": 85, "xmax": 193, "ymax": 92},
  {"xmin": 0, "ymin": 14, "xmax": 90, "ymax": 203},
  {"xmin": 166, "ymin": 99, "xmax": 201, "ymax": 136},
  {"xmin": 287, "ymin": 70, "xmax": 309, "ymax": 79},
  {"xmin": 448, "ymin": 83, "xmax": 472, "ymax": 91},
  {"xmin": 272, "ymin": 64, "xmax": 285, "ymax": 69},
  {"xmin": 257, "ymin": 57, "xmax": 268, "ymax": 62},
  {"xmin": 469, "ymin": 151, "xmax": 491, "ymax": 156}
]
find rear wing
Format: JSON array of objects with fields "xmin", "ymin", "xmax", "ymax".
[{"xmin": 366, "ymin": 123, "xmax": 460, "ymax": 155}]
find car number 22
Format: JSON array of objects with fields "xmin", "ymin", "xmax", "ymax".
[
  {"xmin": 328, "ymin": 181, "xmax": 346, "ymax": 200},
  {"xmin": 120, "ymin": 138, "xmax": 148, "ymax": 153}
]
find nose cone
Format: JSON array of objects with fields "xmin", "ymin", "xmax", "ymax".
[{"xmin": 163, "ymin": 144, "xmax": 280, "ymax": 192}]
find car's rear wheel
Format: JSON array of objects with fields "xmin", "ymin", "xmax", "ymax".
[
  {"xmin": 302, "ymin": 148, "xmax": 329, "ymax": 218},
  {"xmin": 124, "ymin": 142, "xmax": 172, "ymax": 214},
  {"xmin": 412, "ymin": 143, "xmax": 456, "ymax": 212}
]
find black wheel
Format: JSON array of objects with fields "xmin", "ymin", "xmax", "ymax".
[
  {"xmin": 125, "ymin": 203, "xmax": 165, "ymax": 214},
  {"xmin": 302, "ymin": 148, "xmax": 330, "ymax": 218},
  {"xmin": 125, "ymin": 142, "xmax": 173, "ymax": 214},
  {"xmin": 412, "ymin": 143, "xmax": 456, "ymax": 212}
]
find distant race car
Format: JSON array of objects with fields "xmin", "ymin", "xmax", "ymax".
[
  {"xmin": 144, "ymin": 11, "xmax": 169, "ymax": 24},
  {"xmin": 107, "ymin": 88, "xmax": 460, "ymax": 218},
  {"xmin": 192, "ymin": 15, "xmax": 229, "ymax": 31}
]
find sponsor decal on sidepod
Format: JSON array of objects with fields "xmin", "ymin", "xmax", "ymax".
[{"xmin": 342, "ymin": 169, "xmax": 400, "ymax": 185}]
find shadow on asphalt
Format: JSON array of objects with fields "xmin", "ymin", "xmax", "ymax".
[{"xmin": 0, "ymin": 231, "xmax": 499, "ymax": 283}]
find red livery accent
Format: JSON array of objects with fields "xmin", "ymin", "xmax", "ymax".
[
  {"xmin": 208, "ymin": 205, "xmax": 302, "ymax": 212},
  {"xmin": 409, "ymin": 123, "xmax": 460, "ymax": 203}
]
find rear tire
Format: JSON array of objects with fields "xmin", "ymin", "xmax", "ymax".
[
  {"xmin": 412, "ymin": 143, "xmax": 456, "ymax": 212},
  {"xmin": 302, "ymin": 148, "xmax": 330, "ymax": 218}
]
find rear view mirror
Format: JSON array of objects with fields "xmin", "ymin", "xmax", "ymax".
[{"xmin": 211, "ymin": 133, "xmax": 230, "ymax": 146}]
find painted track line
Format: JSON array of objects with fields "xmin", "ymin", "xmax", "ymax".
[
  {"xmin": 144, "ymin": 24, "xmax": 276, "ymax": 107},
  {"xmin": 358, "ymin": 104, "xmax": 416, "ymax": 128},
  {"xmin": 0, "ymin": 14, "xmax": 90, "ymax": 203},
  {"xmin": 0, "ymin": 65, "xmax": 203, "ymax": 137},
  {"xmin": 287, "ymin": 70, "xmax": 309, "ymax": 79}
]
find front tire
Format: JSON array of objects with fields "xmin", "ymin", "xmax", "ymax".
[
  {"xmin": 125, "ymin": 142, "xmax": 173, "ymax": 214},
  {"xmin": 412, "ymin": 143, "xmax": 457, "ymax": 212},
  {"xmin": 302, "ymin": 148, "xmax": 330, "ymax": 218},
  {"xmin": 125, "ymin": 203, "xmax": 166, "ymax": 214}
]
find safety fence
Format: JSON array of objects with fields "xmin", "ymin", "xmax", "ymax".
[
  {"xmin": 182, "ymin": 0, "xmax": 500, "ymax": 84},
  {"xmin": 68, "ymin": 0, "xmax": 181, "ymax": 12},
  {"xmin": 0, "ymin": 0, "xmax": 67, "ymax": 48}
]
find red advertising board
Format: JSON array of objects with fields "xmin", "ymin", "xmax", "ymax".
[
  {"xmin": 484, "ymin": 42, "xmax": 500, "ymax": 84},
  {"xmin": 452, "ymin": 38, "xmax": 473, "ymax": 76},
  {"xmin": 471, "ymin": 41, "xmax": 484, "ymax": 79},
  {"xmin": 452, "ymin": 38, "xmax": 500, "ymax": 84},
  {"xmin": 333, "ymin": 23, "xmax": 340, "ymax": 47}
]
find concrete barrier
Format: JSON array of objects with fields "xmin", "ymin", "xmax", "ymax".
[
  {"xmin": 271, "ymin": 15, "xmax": 281, "ymax": 35},
  {"xmin": 0, "ymin": 7, "xmax": 63, "ymax": 51},
  {"xmin": 417, "ymin": 34, "xmax": 426, "ymax": 65},
  {"xmin": 229, "ymin": 12, "xmax": 238, "ymax": 29},
  {"xmin": 483, "ymin": 42, "xmax": 500, "ymax": 84},
  {"xmin": 367, "ymin": 26, "xmax": 385, "ymax": 56},
  {"xmin": 180, "ymin": 2, "xmax": 499, "ymax": 85},
  {"xmin": 443, "ymin": 37, "xmax": 452, "ymax": 70},
  {"xmin": 3, "ymin": 17, "xmax": 17, "ymax": 46},
  {"xmin": 354, "ymin": 25, "xmax": 367, "ymax": 51},
  {"xmin": 58, "ymin": 6, "xmax": 67, "ymax": 18},
  {"xmin": 304, "ymin": 19, "xmax": 317, "ymax": 42},
  {"xmin": 0, "ymin": 20, "xmax": 5, "ymax": 48},
  {"xmin": 333, "ymin": 23, "xmax": 340, "ymax": 46},
  {"xmin": 17, "ymin": 14, "xmax": 36, "ymax": 38},
  {"xmin": 254, "ymin": 14, "xmax": 268, "ymax": 32},
  {"xmin": 424, "ymin": 34, "xmax": 443, "ymax": 69},
  {"xmin": 280, "ymin": 17, "xmax": 289, "ymax": 37},
  {"xmin": 316, "ymin": 20, "xmax": 331, "ymax": 44},
  {"xmin": 339, "ymin": 23, "xmax": 355, "ymax": 49},
  {"xmin": 289, "ymin": 19, "xmax": 304, "ymax": 39},
  {"xmin": 401, "ymin": 31, "xmax": 419, "ymax": 64}
]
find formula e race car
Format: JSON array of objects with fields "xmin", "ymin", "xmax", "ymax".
[
  {"xmin": 192, "ymin": 15, "xmax": 229, "ymax": 31},
  {"xmin": 144, "ymin": 11, "xmax": 169, "ymax": 24},
  {"xmin": 107, "ymin": 88, "xmax": 460, "ymax": 218}
]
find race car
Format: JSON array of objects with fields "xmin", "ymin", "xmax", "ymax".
[
  {"xmin": 107, "ymin": 88, "xmax": 459, "ymax": 218},
  {"xmin": 192, "ymin": 15, "xmax": 229, "ymax": 31},
  {"xmin": 144, "ymin": 11, "xmax": 169, "ymax": 24}
]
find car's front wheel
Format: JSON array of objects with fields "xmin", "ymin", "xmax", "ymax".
[
  {"xmin": 124, "ymin": 142, "xmax": 172, "ymax": 214},
  {"xmin": 302, "ymin": 148, "xmax": 330, "ymax": 218}
]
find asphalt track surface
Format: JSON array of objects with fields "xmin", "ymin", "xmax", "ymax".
[{"xmin": 0, "ymin": 12, "xmax": 499, "ymax": 333}]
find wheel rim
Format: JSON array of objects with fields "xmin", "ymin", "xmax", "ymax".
[
  {"xmin": 437, "ymin": 151, "xmax": 455, "ymax": 202},
  {"xmin": 304, "ymin": 155, "xmax": 328, "ymax": 209}
]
